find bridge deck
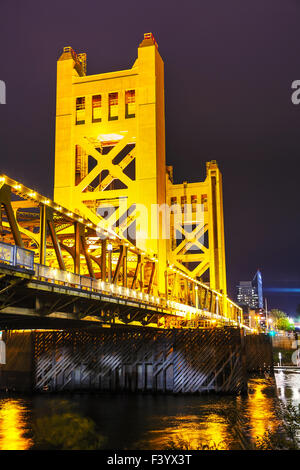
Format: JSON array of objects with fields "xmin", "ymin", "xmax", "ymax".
[{"xmin": 0, "ymin": 243, "xmax": 246, "ymax": 330}]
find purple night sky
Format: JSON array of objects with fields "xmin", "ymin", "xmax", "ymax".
[{"xmin": 0, "ymin": 0, "xmax": 300, "ymax": 315}]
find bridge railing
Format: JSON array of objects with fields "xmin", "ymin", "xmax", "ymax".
[
  {"xmin": 33, "ymin": 263, "xmax": 240, "ymax": 324},
  {"xmin": 0, "ymin": 242, "xmax": 34, "ymax": 270},
  {"xmin": 34, "ymin": 263, "xmax": 163, "ymax": 307},
  {"xmin": 0, "ymin": 241, "xmax": 243, "ymax": 326}
]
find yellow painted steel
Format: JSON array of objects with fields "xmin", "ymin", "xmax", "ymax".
[
  {"xmin": 0, "ymin": 169, "xmax": 242, "ymax": 324},
  {"xmin": 54, "ymin": 34, "xmax": 166, "ymax": 292},
  {"xmin": 53, "ymin": 33, "xmax": 228, "ymax": 313}
]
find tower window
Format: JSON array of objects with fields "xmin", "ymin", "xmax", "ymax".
[
  {"xmin": 181, "ymin": 196, "xmax": 187, "ymax": 205},
  {"xmin": 191, "ymin": 195, "xmax": 197, "ymax": 212},
  {"xmin": 76, "ymin": 97, "xmax": 85, "ymax": 125},
  {"xmin": 201, "ymin": 194, "xmax": 208, "ymax": 211},
  {"xmin": 109, "ymin": 92, "xmax": 118, "ymax": 120},
  {"xmin": 125, "ymin": 90, "xmax": 136, "ymax": 118},
  {"xmin": 92, "ymin": 95, "xmax": 102, "ymax": 122}
]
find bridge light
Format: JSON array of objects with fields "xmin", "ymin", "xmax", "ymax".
[{"xmin": 97, "ymin": 133, "xmax": 124, "ymax": 142}]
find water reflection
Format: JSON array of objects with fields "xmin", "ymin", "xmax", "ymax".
[
  {"xmin": 135, "ymin": 379, "xmax": 280, "ymax": 450},
  {"xmin": 275, "ymin": 370, "xmax": 300, "ymax": 405},
  {"xmin": 0, "ymin": 399, "xmax": 32, "ymax": 450},
  {"xmin": 0, "ymin": 371, "xmax": 298, "ymax": 450},
  {"xmin": 247, "ymin": 379, "xmax": 278, "ymax": 441},
  {"xmin": 136, "ymin": 412, "xmax": 230, "ymax": 450}
]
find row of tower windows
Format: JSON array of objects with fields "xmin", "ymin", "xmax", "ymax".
[
  {"xmin": 170, "ymin": 195, "xmax": 208, "ymax": 212},
  {"xmin": 75, "ymin": 90, "xmax": 136, "ymax": 125},
  {"xmin": 170, "ymin": 195, "xmax": 208, "ymax": 205}
]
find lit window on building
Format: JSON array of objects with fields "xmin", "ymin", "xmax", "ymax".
[
  {"xmin": 76, "ymin": 97, "xmax": 85, "ymax": 125},
  {"xmin": 181, "ymin": 196, "xmax": 187, "ymax": 205},
  {"xmin": 125, "ymin": 90, "xmax": 136, "ymax": 118},
  {"xmin": 92, "ymin": 95, "xmax": 102, "ymax": 122},
  {"xmin": 180, "ymin": 195, "xmax": 187, "ymax": 212},
  {"xmin": 109, "ymin": 92, "xmax": 118, "ymax": 120},
  {"xmin": 201, "ymin": 194, "xmax": 208, "ymax": 211},
  {"xmin": 191, "ymin": 195, "xmax": 197, "ymax": 212}
]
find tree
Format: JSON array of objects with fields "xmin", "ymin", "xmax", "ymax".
[{"xmin": 269, "ymin": 309, "xmax": 295, "ymax": 332}]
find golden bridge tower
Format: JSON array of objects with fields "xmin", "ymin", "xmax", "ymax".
[
  {"xmin": 166, "ymin": 161, "xmax": 227, "ymax": 299},
  {"xmin": 54, "ymin": 33, "xmax": 227, "ymax": 304},
  {"xmin": 54, "ymin": 33, "xmax": 167, "ymax": 291}
]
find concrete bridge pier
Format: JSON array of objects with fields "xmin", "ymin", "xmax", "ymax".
[{"xmin": 0, "ymin": 327, "xmax": 273, "ymax": 394}]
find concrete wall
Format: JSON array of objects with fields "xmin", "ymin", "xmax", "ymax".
[
  {"xmin": 33, "ymin": 327, "xmax": 248, "ymax": 394},
  {"xmin": 0, "ymin": 328, "xmax": 274, "ymax": 394},
  {"xmin": 0, "ymin": 331, "xmax": 33, "ymax": 392},
  {"xmin": 244, "ymin": 333, "xmax": 273, "ymax": 372}
]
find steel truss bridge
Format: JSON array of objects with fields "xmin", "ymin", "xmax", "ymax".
[
  {"xmin": 0, "ymin": 34, "xmax": 246, "ymax": 332},
  {"xmin": 0, "ymin": 175, "xmax": 245, "ymax": 331}
]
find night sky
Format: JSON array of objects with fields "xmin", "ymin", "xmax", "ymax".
[{"xmin": 1, "ymin": 0, "xmax": 300, "ymax": 315}]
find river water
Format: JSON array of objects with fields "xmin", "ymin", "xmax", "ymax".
[{"xmin": 0, "ymin": 370, "xmax": 299, "ymax": 450}]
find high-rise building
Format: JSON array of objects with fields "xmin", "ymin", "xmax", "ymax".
[{"xmin": 237, "ymin": 270, "xmax": 263, "ymax": 309}]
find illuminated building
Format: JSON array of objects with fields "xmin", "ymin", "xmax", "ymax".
[{"xmin": 237, "ymin": 270, "xmax": 263, "ymax": 310}]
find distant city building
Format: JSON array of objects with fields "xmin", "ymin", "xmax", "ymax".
[{"xmin": 237, "ymin": 270, "xmax": 263, "ymax": 310}]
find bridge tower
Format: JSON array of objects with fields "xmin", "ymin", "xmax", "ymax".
[
  {"xmin": 54, "ymin": 33, "xmax": 167, "ymax": 292},
  {"xmin": 54, "ymin": 33, "xmax": 227, "ymax": 301}
]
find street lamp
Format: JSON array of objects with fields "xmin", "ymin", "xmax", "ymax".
[
  {"xmin": 195, "ymin": 285, "xmax": 199, "ymax": 309},
  {"xmin": 107, "ymin": 242, "xmax": 113, "ymax": 283}
]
